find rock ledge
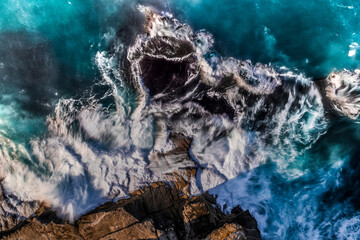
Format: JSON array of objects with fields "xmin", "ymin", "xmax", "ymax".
[{"xmin": 1, "ymin": 176, "xmax": 261, "ymax": 240}]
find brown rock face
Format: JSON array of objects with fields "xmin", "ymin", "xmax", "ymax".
[
  {"xmin": 183, "ymin": 201, "xmax": 210, "ymax": 223},
  {"xmin": 206, "ymin": 223, "xmax": 247, "ymax": 240},
  {"xmin": 1, "ymin": 176, "xmax": 261, "ymax": 240},
  {"xmin": 97, "ymin": 220, "xmax": 159, "ymax": 240},
  {"xmin": 1, "ymin": 204, "xmax": 82, "ymax": 240}
]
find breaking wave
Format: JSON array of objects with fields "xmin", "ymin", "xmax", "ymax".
[{"xmin": 0, "ymin": 2, "xmax": 360, "ymax": 239}]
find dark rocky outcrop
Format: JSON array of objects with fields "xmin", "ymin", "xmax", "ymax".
[
  {"xmin": 139, "ymin": 54, "xmax": 195, "ymax": 96},
  {"xmin": 1, "ymin": 174, "xmax": 261, "ymax": 240}
]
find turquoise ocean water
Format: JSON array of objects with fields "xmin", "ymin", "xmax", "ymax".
[{"xmin": 0, "ymin": 0, "xmax": 360, "ymax": 239}]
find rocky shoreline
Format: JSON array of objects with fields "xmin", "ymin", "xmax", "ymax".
[{"xmin": 0, "ymin": 172, "xmax": 261, "ymax": 240}]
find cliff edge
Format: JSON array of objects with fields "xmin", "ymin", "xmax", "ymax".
[{"xmin": 0, "ymin": 173, "xmax": 261, "ymax": 240}]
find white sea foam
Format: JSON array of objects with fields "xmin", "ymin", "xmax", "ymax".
[
  {"xmin": 127, "ymin": 6, "xmax": 327, "ymax": 187},
  {"xmin": 210, "ymin": 156, "xmax": 355, "ymax": 239},
  {"xmin": 336, "ymin": 215, "xmax": 360, "ymax": 240},
  {"xmin": 0, "ymin": 48, "xmax": 160, "ymax": 221},
  {"xmin": 0, "ymin": 5, "xmax": 333, "ymax": 229}
]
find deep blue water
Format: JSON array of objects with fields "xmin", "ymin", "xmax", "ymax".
[{"xmin": 0, "ymin": 0, "xmax": 360, "ymax": 239}]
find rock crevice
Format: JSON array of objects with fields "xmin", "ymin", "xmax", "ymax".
[{"xmin": 1, "ymin": 175, "xmax": 261, "ymax": 240}]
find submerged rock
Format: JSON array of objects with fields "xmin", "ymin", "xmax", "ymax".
[{"xmin": 1, "ymin": 175, "xmax": 261, "ymax": 240}]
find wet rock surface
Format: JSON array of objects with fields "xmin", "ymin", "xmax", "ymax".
[
  {"xmin": 0, "ymin": 180, "xmax": 40, "ymax": 234},
  {"xmin": 0, "ymin": 175, "xmax": 261, "ymax": 240}
]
